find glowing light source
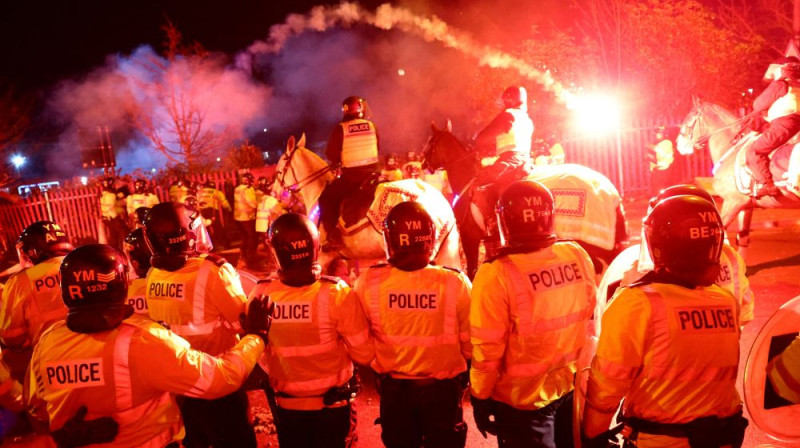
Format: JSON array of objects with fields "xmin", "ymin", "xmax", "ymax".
[
  {"xmin": 216, "ymin": 157, "xmax": 221, "ymax": 162},
  {"xmin": 11, "ymin": 155, "xmax": 25, "ymax": 168},
  {"xmin": 397, "ymin": 68, "xmax": 405, "ymax": 76},
  {"xmin": 567, "ymin": 93, "xmax": 621, "ymax": 138},
  {"xmin": 151, "ymin": 168, "xmax": 157, "ymax": 173},
  {"xmin": 80, "ymin": 176, "xmax": 88, "ymax": 186}
]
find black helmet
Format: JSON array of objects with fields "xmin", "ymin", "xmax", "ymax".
[
  {"xmin": 17, "ymin": 221, "xmax": 74, "ymax": 266},
  {"xmin": 60, "ymin": 244, "xmax": 128, "ymax": 310},
  {"xmin": 502, "ymin": 86, "xmax": 527, "ymax": 109},
  {"xmin": 102, "ymin": 177, "xmax": 115, "ymax": 190},
  {"xmin": 342, "ymin": 96, "xmax": 366, "ymax": 120},
  {"xmin": 123, "ymin": 228, "xmax": 151, "ymax": 278},
  {"xmin": 496, "ymin": 180, "xmax": 557, "ymax": 251},
  {"xmin": 269, "ymin": 213, "xmax": 320, "ymax": 286},
  {"xmin": 649, "ymin": 184, "xmax": 716, "ymax": 211},
  {"xmin": 205, "ymin": 180, "xmax": 217, "ymax": 189},
  {"xmin": 133, "ymin": 178, "xmax": 147, "ymax": 194},
  {"xmin": 143, "ymin": 202, "xmax": 200, "ymax": 258},
  {"xmin": 644, "ymin": 195, "xmax": 723, "ymax": 285},
  {"xmin": 240, "ymin": 172, "xmax": 254, "ymax": 186},
  {"xmin": 257, "ymin": 176, "xmax": 270, "ymax": 191},
  {"xmin": 382, "ymin": 201, "xmax": 435, "ymax": 271},
  {"xmin": 133, "ymin": 206, "xmax": 150, "ymax": 228},
  {"xmin": 184, "ymin": 195, "xmax": 199, "ymax": 210}
]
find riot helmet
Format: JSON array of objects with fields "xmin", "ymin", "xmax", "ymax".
[
  {"xmin": 60, "ymin": 244, "xmax": 132, "ymax": 333},
  {"xmin": 240, "ymin": 172, "xmax": 254, "ymax": 187},
  {"xmin": 342, "ymin": 96, "xmax": 366, "ymax": 120},
  {"xmin": 496, "ymin": 180, "xmax": 557, "ymax": 252},
  {"xmin": 385, "ymin": 154, "xmax": 398, "ymax": 170},
  {"xmin": 123, "ymin": 228, "xmax": 152, "ymax": 278},
  {"xmin": 257, "ymin": 176, "xmax": 270, "ymax": 192},
  {"xmin": 268, "ymin": 213, "xmax": 321, "ymax": 286},
  {"xmin": 649, "ymin": 184, "xmax": 716, "ymax": 211},
  {"xmin": 502, "ymin": 86, "xmax": 527, "ymax": 109},
  {"xmin": 184, "ymin": 195, "xmax": 199, "ymax": 210},
  {"xmin": 143, "ymin": 202, "xmax": 201, "ymax": 270},
  {"xmin": 644, "ymin": 195, "xmax": 723, "ymax": 286},
  {"xmin": 133, "ymin": 206, "xmax": 150, "ymax": 228},
  {"xmin": 101, "ymin": 177, "xmax": 115, "ymax": 191},
  {"xmin": 382, "ymin": 201, "xmax": 436, "ymax": 271},
  {"xmin": 133, "ymin": 178, "xmax": 147, "ymax": 194},
  {"xmin": 17, "ymin": 221, "xmax": 74, "ymax": 267},
  {"xmin": 205, "ymin": 180, "xmax": 217, "ymax": 189}
]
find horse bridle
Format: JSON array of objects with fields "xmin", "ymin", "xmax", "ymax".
[{"xmin": 276, "ymin": 145, "xmax": 335, "ymax": 193}]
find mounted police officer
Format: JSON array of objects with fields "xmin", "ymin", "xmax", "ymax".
[
  {"xmin": 470, "ymin": 180, "xmax": 596, "ymax": 447},
  {"xmin": 143, "ymin": 202, "xmax": 258, "ymax": 447},
  {"xmin": 319, "ymin": 96, "xmax": 381, "ymax": 250},
  {"xmin": 353, "ymin": 201, "xmax": 471, "ymax": 448},
  {"xmin": 583, "ymin": 195, "xmax": 747, "ymax": 448},
  {"xmin": 474, "ymin": 86, "xmax": 534, "ymax": 186},
  {"xmin": 249, "ymin": 213, "xmax": 374, "ymax": 448}
]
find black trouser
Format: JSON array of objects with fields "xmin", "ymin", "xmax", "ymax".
[
  {"xmin": 273, "ymin": 403, "xmax": 357, "ymax": 448},
  {"xmin": 236, "ymin": 219, "xmax": 257, "ymax": 265},
  {"xmin": 318, "ymin": 165, "xmax": 377, "ymax": 235},
  {"xmin": 201, "ymin": 208, "xmax": 228, "ymax": 249},
  {"xmin": 494, "ymin": 392, "xmax": 573, "ymax": 448},
  {"xmin": 177, "ymin": 389, "xmax": 256, "ymax": 448},
  {"xmin": 103, "ymin": 216, "xmax": 129, "ymax": 253},
  {"xmin": 378, "ymin": 376, "xmax": 467, "ymax": 448},
  {"xmin": 747, "ymin": 114, "xmax": 800, "ymax": 182}
]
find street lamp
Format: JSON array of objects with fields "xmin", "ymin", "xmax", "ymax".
[{"xmin": 11, "ymin": 154, "xmax": 26, "ymax": 176}]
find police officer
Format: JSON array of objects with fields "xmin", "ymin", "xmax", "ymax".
[
  {"xmin": 168, "ymin": 178, "xmax": 189, "ymax": 203},
  {"xmin": 27, "ymin": 243, "xmax": 273, "ymax": 448},
  {"xmin": 99, "ymin": 177, "xmax": 128, "ymax": 251},
  {"xmin": 249, "ymin": 213, "xmax": 374, "ymax": 448},
  {"xmin": 380, "ymin": 154, "xmax": 404, "ymax": 182},
  {"xmin": 0, "ymin": 222, "xmax": 74, "ymax": 357},
  {"xmin": 198, "ymin": 180, "xmax": 231, "ymax": 249},
  {"xmin": 256, "ymin": 176, "xmax": 271, "ymax": 202},
  {"xmin": 234, "ymin": 172, "xmax": 259, "ymax": 268},
  {"xmin": 319, "ymin": 96, "xmax": 381, "ymax": 250},
  {"xmin": 474, "ymin": 86, "xmax": 534, "ymax": 185},
  {"xmin": 123, "ymin": 228, "xmax": 151, "ymax": 316},
  {"xmin": 353, "ymin": 201, "xmax": 471, "ymax": 448},
  {"xmin": 469, "ymin": 180, "xmax": 596, "ymax": 447},
  {"xmin": 596, "ymin": 184, "xmax": 754, "ymax": 334},
  {"xmin": 583, "ymin": 196, "xmax": 747, "ymax": 448},
  {"xmin": 143, "ymin": 202, "xmax": 257, "ymax": 447},
  {"xmin": 126, "ymin": 178, "xmax": 159, "ymax": 226},
  {"xmin": 768, "ymin": 335, "xmax": 800, "ymax": 403}
]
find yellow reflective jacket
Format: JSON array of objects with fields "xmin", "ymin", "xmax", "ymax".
[
  {"xmin": 251, "ymin": 276, "xmax": 374, "ymax": 410},
  {"xmin": 99, "ymin": 191, "xmax": 118, "ymax": 219},
  {"xmin": 146, "ymin": 255, "xmax": 246, "ymax": 356},
  {"xmin": 587, "ymin": 283, "xmax": 741, "ymax": 423},
  {"xmin": 233, "ymin": 185, "xmax": 257, "ymax": 221},
  {"xmin": 341, "ymin": 119, "xmax": 379, "ymax": 168},
  {"xmin": 126, "ymin": 277, "xmax": 149, "ymax": 316},
  {"xmin": 353, "ymin": 264, "xmax": 471, "ymax": 379},
  {"xmin": 198, "ymin": 187, "xmax": 231, "ymax": 211},
  {"xmin": 27, "ymin": 315, "xmax": 264, "ymax": 448},
  {"xmin": 0, "ymin": 256, "xmax": 66, "ymax": 349},
  {"xmin": 470, "ymin": 242, "xmax": 596, "ymax": 410},
  {"xmin": 126, "ymin": 193, "xmax": 159, "ymax": 217},
  {"xmin": 767, "ymin": 335, "xmax": 800, "ymax": 403}
]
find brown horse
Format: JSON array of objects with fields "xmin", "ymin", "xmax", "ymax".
[
  {"xmin": 422, "ymin": 120, "xmax": 627, "ymax": 279},
  {"xmin": 676, "ymin": 99, "xmax": 800, "ymax": 259}
]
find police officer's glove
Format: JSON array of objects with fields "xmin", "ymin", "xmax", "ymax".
[
  {"xmin": 240, "ymin": 294, "xmax": 274, "ymax": 344},
  {"xmin": 51, "ymin": 405, "xmax": 118, "ymax": 448},
  {"xmin": 470, "ymin": 395, "xmax": 498, "ymax": 438},
  {"xmin": 581, "ymin": 425, "xmax": 622, "ymax": 448}
]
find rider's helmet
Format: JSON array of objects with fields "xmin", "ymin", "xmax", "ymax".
[
  {"xmin": 269, "ymin": 213, "xmax": 321, "ymax": 286},
  {"xmin": 123, "ymin": 228, "xmax": 152, "ymax": 278},
  {"xmin": 143, "ymin": 202, "xmax": 201, "ymax": 270},
  {"xmin": 101, "ymin": 177, "xmax": 115, "ymax": 191},
  {"xmin": 17, "ymin": 221, "xmax": 74, "ymax": 267},
  {"xmin": 502, "ymin": 86, "xmax": 527, "ymax": 109},
  {"xmin": 496, "ymin": 180, "xmax": 557, "ymax": 252},
  {"xmin": 382, "ymin": 201, "xmax": 436, "ymax": 271},
  {"xmin": 204, "ymin": 180, "xmax": 217, "ymax": 189},
  {"xmin": 385, "ymin": 154, "xmax": 398, "ymax": 170},
  {"xmin": 342, "ymin": 96, "xmax": 366, "ymax": 120},
  {"xmin": 133, "ymin": 178, "xmax": 147, "ymax": 194},
  {"xmin": 240, "ymin": 172, "xmax": 254, "ymax": 187},
  {"xmin": 644, "ymin": 195, "xmax": 723, "ymax": 286},
  {"xmin": 60, "ymin": 244, "xmax": 130, "ymax": 333}
]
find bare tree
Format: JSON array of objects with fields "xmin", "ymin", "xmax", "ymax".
[{"xmin": 0, "ymin": 83, "xmax": 33, "ymax": 186}]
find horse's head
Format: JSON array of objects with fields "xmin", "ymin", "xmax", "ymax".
[
  {"xmin": 274, "ymin": 133, "xmax": 334, "ymax": 215},
  {"xmin": 422, "ymin": 119, "xmax": 470, "ymax": 171},
  {"xmin": 677, "ymin": 99, "xmax": 739, "ymax": 160},
  {"xmin": 677, "ymin": 103, "xmax": 703, "ymax": 155}
]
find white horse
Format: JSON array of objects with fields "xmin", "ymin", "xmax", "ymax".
[{"xmin": 271, "ymin": 134, "xmax": 463, "ymax": 271}]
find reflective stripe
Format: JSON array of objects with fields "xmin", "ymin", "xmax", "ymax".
[
  {"xmin": 280, "ymin": 364, "xmax": 352, "ymax": 395},
  {"xmin": 344, "ymin": 328, "xmax": 370, "ymax": 348},
  {"xmin": 114, "ymin": 325, "xmax": 135, "ymax": 409},
  {"xmin": 117, "ymin": 393, "xmax": 178, "ymax": 448},
  {"xmin": 267, "ymin": 284, "xmax": 335, "ymax": 358},
  {"xmin": 184, "ymin": 353, "xmax": 218, "ymax": 397},
  {"xmin": 648, "ymin": 365, "xmax": 737, "ymax": 382},
  {"xmin": 168, "ymin": 320, "xmax": 222, "ymax": 336},
  {"xmin": 367, "ymin": 270, "xmax": 385, "ymax": 338},
  {"xmin": 506, "ymin": 349, "xmax": 580, "ymax": 377},
  {"xmin": 341, "ymin": 120, "xmax": 379, "ymax": 168},
  {"xmin": 380, "ymin": 334, "xmax": 458, "ymax": 346},
  {"xmin": 193, "ymin": 258, "xmax": 210, "ymax": 324},
  {"xmin": 276, "ymin": 395, "xmax": 349, "ymax": 411},
  {"xmin": 592, "ymin": 356, "xmax": 640, "ymax": 381},
  {"xmin": 271, "ymin": 340, "xmax": 338, "ymax": 357}
]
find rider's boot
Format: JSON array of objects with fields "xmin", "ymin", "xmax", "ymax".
[{"xmin": 752, "ymin": 178, "xmax": 780, "ymax": 198}]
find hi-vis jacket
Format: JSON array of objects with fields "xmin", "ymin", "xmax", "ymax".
[
  {"xmin": 767, "ymin": 82, "xmax": 800, "ymax": 121},
  {"xmin": 250, "ymin": 276, "xmax": 374, "ymax": 410},
  {"xmin": 353, "ymin": 264, "xmax": 471, "ymax": 380},
  {"xmin": 341, "ymin": 119, "xmax": 379, "ymax": 168},
  {"xmin": 126, "ymin": 277, "xmax": 149, "ymax": 316},
  {"xmin": 198, "ymin": 187, "xmax": 231, "ymax": 211},
  {"xmin": 587, "ymin": 283, "xmax": 741, "ymax": 424},
  {"xmin": 0, "ymin": 256, "xmax": 66, "ymax": 349},
  {"xmin": 27, "ymin": 314, "xmax": 264, "ymax": 448},
  {"xmin": 146, "ymin": 255, "xmax": 246, "ymax": 356},
  {"xmin": 126, "ymin": 193, "xmax": 159, "ymax": 217},
  {"xmin": 768, "ymin": 335, "xmax": 800, "ymax": 403},
  {"xmin": 233, "ymin": 185, "xmax": 257, "ymax": 221},
  {"xmin": 476, "ymin": 108, "xmax": 534, "ymax": 157},
  {"xmin": 470, "ymin": 242, "xmax": 596, "ymax": 410},
  {"xmin": 168, "ymin": 184, "xmax": 189, "ymax": 204},
  {"xmin": 99, "ymin": 190, "xmax": 119, "ymax": 219}
]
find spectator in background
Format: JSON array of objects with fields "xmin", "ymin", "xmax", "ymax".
[{"xmin": 647, "ymin": 126, "xmax": 675, "ymax": 195}]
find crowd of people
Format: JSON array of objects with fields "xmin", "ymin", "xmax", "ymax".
[{"xmin": 0, "ymin": 88, "xmax": 799, "ymax": 448}]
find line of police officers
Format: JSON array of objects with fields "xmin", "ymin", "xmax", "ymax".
[{"xmin": 1, "ymin": 176, "xmax": 795, "ymax": 447}]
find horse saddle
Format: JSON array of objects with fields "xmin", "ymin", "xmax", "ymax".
[
  {"xmin": 338, "ymin": 173, "xmax": 382, "ymax": 235},
  {"xmin": 734, "ymin": 136, "xmax": 799, "ymax": 197}
]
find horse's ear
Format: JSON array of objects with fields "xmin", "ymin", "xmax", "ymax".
[
  {"xmin": 286, "ymin": 135, "xmax": 296, "ymax": 152},
  {"xmin": 431, "ymin": 121, "xmax": 439, "ymax": 132},
  {"xmin": 298, "ymin": 133, "xmax": 306, "ymax": 149},
  {"xmin": 445, "ymin": 119, "xmax": 452, "ymax": 133}
]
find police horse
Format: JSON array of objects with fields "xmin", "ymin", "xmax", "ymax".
[
  {"xmin": 271, "ymin": 134, "xmax": 463, "ymax": 271},
  {"xmin": 423, "ymin": 120, "xmax": 627, "ymax": 279},
  {"xmin": 676, "ymin": 99, "xmax": 800, "ymax": 258}
]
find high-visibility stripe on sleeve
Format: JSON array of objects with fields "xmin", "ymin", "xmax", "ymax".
[
  {"xmin": 271, "ymin": 341, "xmax": 339, "ymax": 357},
  {"xmin": 367, "ymin": 270, "xmax": 385, "ymax": 338},
  {"xmin": 647, "ymin": 365, "xmax": 738, "ymax": 382},
  {"xmin": 114, "ymin": 325, "xmax": 135, "ymax": 410},
  {"xmin": 193, "ymin": 258, "xmax": 211, "ymax": 324},
  {"xmin": 592, "ymin": 356, "xmax": 641, "ymax": 381},
  {"xmin": 343, "ymin": 328, "xmax": 370, "ymax": 347},
  {"xmin": 185, "ymin": 353, "xmax": 218, "ymax": 397},
  {"xmin": 505, "ymin": 348, "xmax": 580, "ymax": 377},
  {"xmin": 470, "ymin": 326, "xmax": 506, "ymax": 342},
  {"xmin": 168, "ymin": 320, "xmax": 222, "ymax": 336}
]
